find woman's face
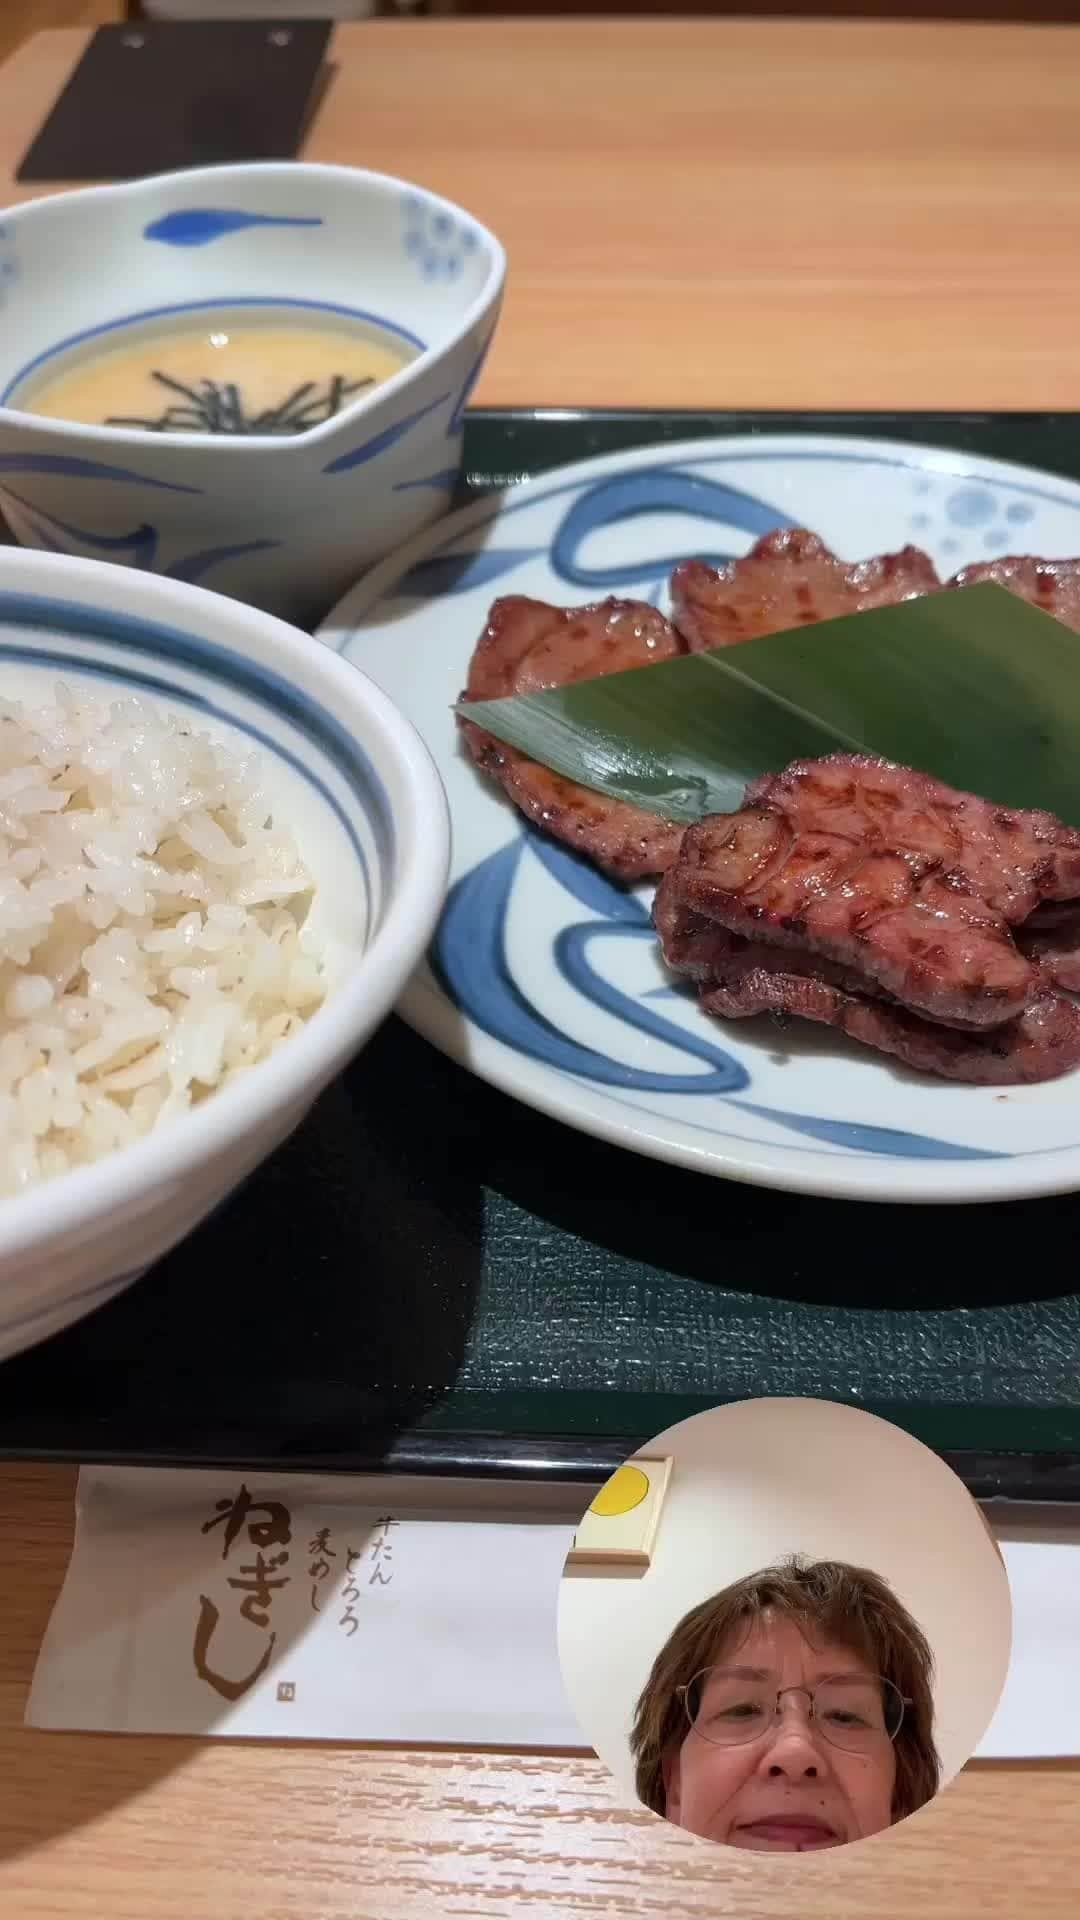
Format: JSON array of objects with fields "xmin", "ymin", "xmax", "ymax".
[{"xmin": 662, "ymin": 1613, "xmax": 897, "ymax": 1851}]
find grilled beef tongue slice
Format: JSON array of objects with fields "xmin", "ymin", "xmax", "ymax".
[
  {"xmin": 670, "ymin": 527, "xmax": 942, "ymax": 652},
  {"xmin": 656, "ymin": 753, "xmax": 1080, "ymax": 1030},
  {"xmin": 668, "ymin": 531, "xmax": 1080, "ymax": 656},
  {"xmin": 652, "ymin": 891, "xmax": 1080, "ymax": 1086},
  {"xmin": 744, "ymin": 756, "xmax": 1080, "ymax": 923},
  {"xmin": 457, "ymin": 594, "xmax": 688, "ymax": 882},
  {"xmin": 668, "ymin": 836, "xmax": 1028, "ymax": 1033},
  {"xmin": 692, "ymin": 928, "xmax": 1080, "ymax": 1087},
  {"xmin": 948, "ymin": 554, "xmax": 1080, "ymax": 632}
]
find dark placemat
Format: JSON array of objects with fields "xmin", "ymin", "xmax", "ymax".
[{"xmin": 4, "ymin": 408, "xmax": 1080, "ymax": 1501}]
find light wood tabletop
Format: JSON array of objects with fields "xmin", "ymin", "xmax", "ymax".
[
  {"xmin": 0, "ymin": 4, "xmax": 118, "ymax": 79},
  {"xmin": 3, "ymin": 17, "xmax": 1080, "ymax": 1920},
  {"xmin": 4, "ymin": 17, "xmax": 1080, "ymax": 410}
]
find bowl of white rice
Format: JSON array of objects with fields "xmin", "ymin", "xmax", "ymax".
[{"xmin": 0, "ymin": 545, "xmax": 448, "ymax": 1361}]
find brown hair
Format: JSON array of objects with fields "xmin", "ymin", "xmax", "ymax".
[{"xmin": 630, "ymin": 1557, "xmax": 940, "ymax": 1823}]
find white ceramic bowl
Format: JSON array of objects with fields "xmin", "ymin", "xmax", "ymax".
[
  {"xmin": 0, "ymin": 546, "xmax": 449, "ymax": 1361},
  {"xmin": 0, "ymin": 163, "xmax": 505, "ymax": 625}
]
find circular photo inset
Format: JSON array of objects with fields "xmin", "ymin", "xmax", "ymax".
[{"xmin": 557, "ymin": 1397, "xmax": 1011, "ymax": 1854}]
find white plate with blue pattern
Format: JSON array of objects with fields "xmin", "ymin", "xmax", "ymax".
[{"xmin": 319, "ymin": 432, "xmax": 1080, "ymax": 1204}]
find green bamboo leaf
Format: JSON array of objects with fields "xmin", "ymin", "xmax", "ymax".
[{"xmin": 459, "ymin": 583, "xmax": 1080, "ymax": 825}]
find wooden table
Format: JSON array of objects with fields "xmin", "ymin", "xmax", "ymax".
[
  {"xmin": 0, "ymin": 4, "xmax": 119, "ymax": 79},
  {"xmin": 3, "ymin": 18, "xmax": 1080, "ymax": 1918},
  {"xmin": 4, "ymin": 17, "xmax": 1080, "ymax": 410}
]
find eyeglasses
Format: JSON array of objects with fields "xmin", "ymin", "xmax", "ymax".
[{"xmin": 675, "ymin": 1668, "xmax": 910, "ymax": 1755}]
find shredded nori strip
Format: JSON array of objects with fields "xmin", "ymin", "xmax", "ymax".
[{"xmin": 106, "ymin": 372, "xmax": 374, "ymax": 435}]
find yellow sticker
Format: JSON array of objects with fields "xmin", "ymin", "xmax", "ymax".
[{"xmin": 589, "ymin": 1463, "xmax": 650, "ymax": 1518}]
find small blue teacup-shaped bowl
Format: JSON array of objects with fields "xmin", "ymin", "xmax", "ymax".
[{"xmin": 0, "ymin": 163, "xmax": 505, "ymax": 626}]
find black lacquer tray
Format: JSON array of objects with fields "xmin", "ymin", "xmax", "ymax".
[{"xmin": 4, "ymin": 408, "xmax": 1080, "ymax": 1503}]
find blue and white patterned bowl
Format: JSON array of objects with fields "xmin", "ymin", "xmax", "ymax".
[
  {"xmin": 0, "ymin": 163, "xmax": 505, "ymax": 626},
  {"xmin": 0, "ymin": 545, "xmax": 448, "ymax": 1362}
]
